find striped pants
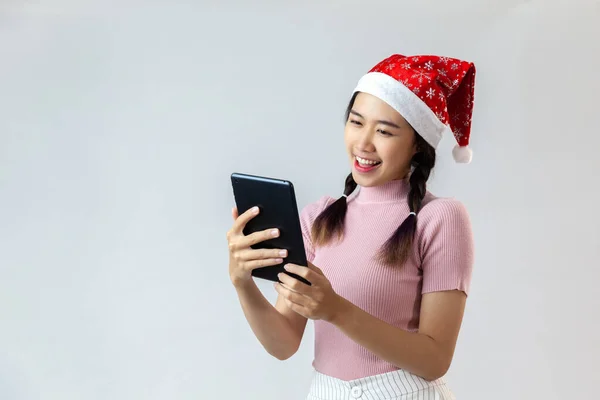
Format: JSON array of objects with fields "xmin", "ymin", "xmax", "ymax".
[{"xmin": 306, "ymin": 369, "xmax": 455, "ymax": 400}]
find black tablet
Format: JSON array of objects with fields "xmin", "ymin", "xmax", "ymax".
[{"xmin": 230, "ymin": 172, "xmax": 310, "ymax": 285}]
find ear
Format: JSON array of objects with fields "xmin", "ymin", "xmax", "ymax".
[{"xmin": 411, "ymin": 130, "xmax": 420, "ymax": 156}]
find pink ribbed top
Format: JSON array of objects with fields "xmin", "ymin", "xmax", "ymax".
[{"xmin": 299, "ymin": 178, "xmax": 474, "ymax": 381}]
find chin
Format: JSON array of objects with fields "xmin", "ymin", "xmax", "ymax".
[{"xmin": 351, "ymin": 170, "xmax": 382, "ymax": 188}]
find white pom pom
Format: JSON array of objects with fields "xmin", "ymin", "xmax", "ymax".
[{"xmin": 452, "ymin": 144, "xmax": 472, "ymax": 164}]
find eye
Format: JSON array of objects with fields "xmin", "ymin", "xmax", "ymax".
[
  {"xmin": 349, "ymin": 119, "xmax": 362, "ymax": 126},
  {"xmin": 377, "ymin": 129, "xmax": 393, "ymax": 136}
]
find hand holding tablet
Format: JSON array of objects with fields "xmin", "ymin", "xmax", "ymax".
[{"xmin": 228, "ymin": 172, "xmax": 310, "ymax": 286}]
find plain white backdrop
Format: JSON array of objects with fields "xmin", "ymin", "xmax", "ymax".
[{"xmin": 1, "ymin": 0, "xmax": 599, "ymax": 399}]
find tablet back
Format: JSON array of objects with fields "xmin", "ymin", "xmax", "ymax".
[{"xmin": 230, "ymin": 172, "xmax": 310, "ymax": 285}]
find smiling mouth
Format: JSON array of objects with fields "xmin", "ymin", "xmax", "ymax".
[
  {"xmin": 354, "ymin": 155, "xmax": 382, "ymax": 173},
  {"xmin": 355, "ymin": 155, "xmax": 382, "ymax": 167}
]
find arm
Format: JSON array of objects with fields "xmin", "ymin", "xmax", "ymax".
[
  {"xmin": 227, "ymin": 205, "xmax": 308, "ymax": 361},
  {"xmin": 278, "ymin": 264, "xmax": 467, "ymax": 380},
  {"xmin": 237, "ymin": 280, "xmax": 308, "ymax": 360},
  {"xmin": 277, "ymin": 199, "xmax": 473, "ymax": 380},
  {"xmin": 232, "ymin": 196, "xmax": 330, "ymax": 360},
  {"xmin": 233, "ymin": 278, "xmax": 308, "ymax": 361},
  {"xmin": 330, "ymin": 290, "xmax": 466, "ymax": 381}
]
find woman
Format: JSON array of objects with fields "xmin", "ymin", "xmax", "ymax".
[{"xmin": 227, "ymin": 53, "xmax": 477, "ymax": 399}]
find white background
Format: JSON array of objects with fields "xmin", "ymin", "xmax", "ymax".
[{"xmin": 1, "ymin": 1, "xmax": 599, "ymax": 399}]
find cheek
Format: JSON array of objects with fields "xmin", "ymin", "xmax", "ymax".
[
  {"xmin": 381, "ymin": 142, "xmax": 413, "ymax": 169},
  {"xmin": 343, "ymin": 126, "xmax": 354, "ymax": 148}
]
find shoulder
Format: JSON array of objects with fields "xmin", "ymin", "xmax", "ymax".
[
  {"xmin": 417, "ymin": 194, "xmax": 475, "ymax": 294},
  {"xmin": 298, "ymin": 195, "xmax": 338, "ymax": 260},
  {"xmin": 416, "ymin": 194, "xmax": 473, "ymax": 250},
  {"xmin": 419, "ymin": 193, "xmax": 471, "ymax": 226},
  {"xmin": 299, "ymin": 195, "xmax": 337, "ymax": 225}
]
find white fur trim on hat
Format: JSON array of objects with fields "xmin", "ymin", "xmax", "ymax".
[{"xmin": 353, "ymin": 72, "xmax": 452, "ymax": 149}]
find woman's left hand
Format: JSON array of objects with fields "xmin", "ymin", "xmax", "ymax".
[{"xmin": 274, "ymin": 262, "xmax": 347, "ymax": 323}]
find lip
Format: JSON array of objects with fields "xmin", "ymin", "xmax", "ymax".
[{"xmin": 354, "ymin": 158, "xmax": 382, "ymax": 173}]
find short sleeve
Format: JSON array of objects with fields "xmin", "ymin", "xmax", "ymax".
[
  {"xmin": 299, "ymin": 196, "xmax": 334, "ymax": 263},
  {"xmin": 418, "ymin": 198, "xmax": 474, "ymax": 296}
]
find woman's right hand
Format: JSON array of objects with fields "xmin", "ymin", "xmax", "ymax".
[{"xmin": 226, "ymin": 206, "xmax": 287, "ymax": 287}]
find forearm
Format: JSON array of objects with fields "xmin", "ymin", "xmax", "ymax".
[
  {"xmin": 233, "ymin": 279, "xmax": 300, "ymax": 360},
  {"xmin": 331, "ymin": 297, "xmax": 449, "ymax": 381}
]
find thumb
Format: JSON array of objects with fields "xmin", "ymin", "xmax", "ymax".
[{"xmin": 232, "ymin": 206, "xmax": 239, "ymax": 220}]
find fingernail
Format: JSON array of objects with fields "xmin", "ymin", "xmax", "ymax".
[
  {"xmin": 275, "ymin": 258, "xmax": 283, "ymax": 263},
  {"xmin": 252, "ymin": 206, "xmax": 259, "ymax": 214},
  {"xmin": 279, "ymin": 250, "xmax": 287, "ymax": 257},
  {"xmin": 271, "ymin": 229, "xmax": 279, "ymax": 237},
  {"xmin": 284, "ymin": 264, "xmax": 290, "ymax": 271}
]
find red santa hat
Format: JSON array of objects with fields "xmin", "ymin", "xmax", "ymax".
[{"xmin": 352, "ymin": 54, "xmax": 476, "ymax": 163}]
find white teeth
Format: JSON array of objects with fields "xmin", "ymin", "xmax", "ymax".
[{"xmin": 356, "ymin": 156, "xmax": 381, "ymax": 166}]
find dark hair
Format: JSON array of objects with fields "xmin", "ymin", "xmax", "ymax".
[{"xmin": 310, "ymin": 92, "xmax": 436, "ymax": 267}]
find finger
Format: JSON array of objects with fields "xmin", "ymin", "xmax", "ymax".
[
  {"xmin": 281, "ymin": 295, "xmax": 310, "ymax": 318},
  {"xmin": 277, "ymin": 272, "xmax": 311, "ymax": 295},
  {"xmin": 231, "ymin": 206, "xmax": 239, "ymax": 220},
  {"xmin": 284, "ymin": 264, "xmax": 322, "ymax": 285},
  {"xmin": 232, "ymin": 206, "xmax": 260, "ymax": 233},
  {"xmin": 238, "ymin": 227, "xmax": 281, "ymax": 248},
  {"xmin": 274, "ymin": 281, "xmax": 311, "ymax": 305},
  {"xmin": 236, "ymin": 248, "xmax": 287, "ymax": 261},
  {"xmin": 242, "ymin": 257, "xmax": 284, "ymax": 270}
]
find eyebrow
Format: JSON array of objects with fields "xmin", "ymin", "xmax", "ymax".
[{"xmin": 349, "ymin": 110, "xmax": 403, "ymax": 129}]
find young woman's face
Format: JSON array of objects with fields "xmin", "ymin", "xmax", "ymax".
[{"xmin": 344, "ymin": 92, "xmax": 417, "ymax": 187}]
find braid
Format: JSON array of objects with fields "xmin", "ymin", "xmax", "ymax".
[
  {"xmin": 378, "ymin": 134, "xmax": 436, "ymax": 267},
  {"xmin": 408, "ymin": 151, "xmax": 434, "ymax": 213},
  {"xmin": 310, "ymin": 91, "xmax": 359, "ymax": 246},
  {"xmin": 343, "ymin": 173, "xmax": 358, "ymax": 196},
  {"xmin": 311, "ymin": 173, "xmax": 357, "ymax": 245}
]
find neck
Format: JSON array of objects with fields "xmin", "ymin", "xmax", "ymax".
[{"xmin": 354, "ymin": 178, "xmax": 410, "ymax": 203}]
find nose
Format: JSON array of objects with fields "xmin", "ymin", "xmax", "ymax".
[{"xmin": 355, "ymin": 128, "xmax": 376, "ymax": 153}]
